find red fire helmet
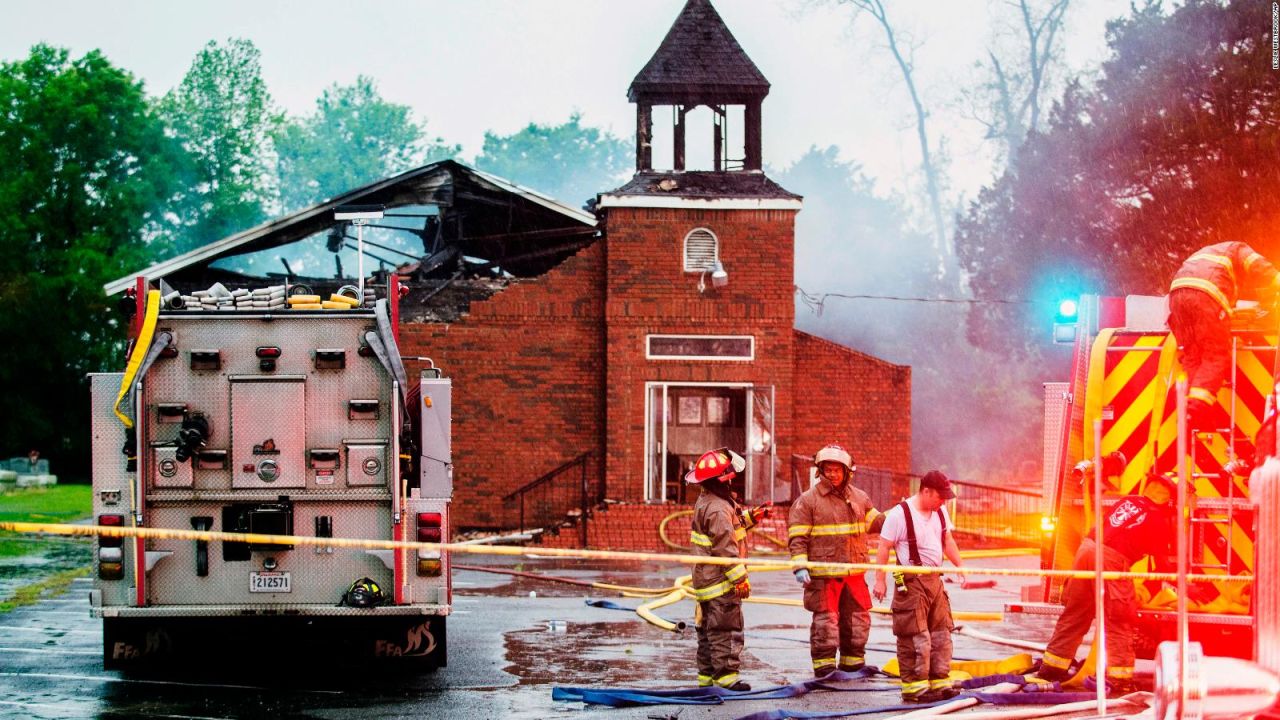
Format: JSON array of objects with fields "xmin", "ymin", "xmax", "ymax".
[{"xmin": 685, "ymin": 447, "xmax": 746, "ymax": 485}]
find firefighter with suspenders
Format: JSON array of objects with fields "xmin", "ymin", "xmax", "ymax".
[{"xmin": 873, "ymin": 471, "xmax": 965, "ymax": 704}]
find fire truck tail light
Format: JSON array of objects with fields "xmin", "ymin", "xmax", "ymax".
[
  {"xmin": 417, "ymin": 512, "xmax": 443, "ymax": 543},
  {"xmin": 256, "ymin": 346, "xmax": 282, "ymax": 371},
  {"xmin": 99, "ymin": 547, "xmax": 123, "ymax": 563},
  {"xmin": 1040, "ymin": 515, "xmax": 1056, "ymax": 533},
  {"xmin": 417, "ymin": 558, "xmax": 443, "ymax": 577},
  {"xmin": 98, "ymin": 561, "xmax": 124, "ymax": 581},
  {"xmin": 98, "ymin": 514, "xmax": 124, "ymax": 548}
]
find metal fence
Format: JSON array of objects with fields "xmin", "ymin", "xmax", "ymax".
[
  {"xmin": 943, "ymin": 479, "xmax": 1042, "ymax": 546},
  {"xmin": 789, "ymin": 456, "xmax": 1042, "ymax": 546}
]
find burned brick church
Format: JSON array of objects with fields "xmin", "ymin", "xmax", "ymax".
[{"xmin": 108, "ymin": 0, "xmax": 910, "ymax": 537}]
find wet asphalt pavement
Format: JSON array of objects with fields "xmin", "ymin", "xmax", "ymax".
[{"xmin": 0, "ymin": 554, "xmax": 1060, "ymax": 719}]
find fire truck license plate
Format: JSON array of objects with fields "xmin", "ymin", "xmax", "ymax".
[{"xmin": 249, "ymin": 571, "xmax": 291, "ymax": 593}]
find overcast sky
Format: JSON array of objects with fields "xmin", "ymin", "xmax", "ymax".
[{"xmin": 1, "ymin": 0, "xmax": 1124, "ymax": 201}]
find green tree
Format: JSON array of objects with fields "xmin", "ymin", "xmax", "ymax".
[
  {"xmin": 473, "ymin": 113, "xmax": 630, "ymax": 210},
  {"xmin": 160, "ymin": 38, "xmax": 279, "ymax": 254},
  {"xmin": 275, "ymin": 76, "xmax": 459, "ymax": 212},
  {"xmin": 0, "ymin": 45, "xmax": 180, "ymax": 477},
  {"xmin": 956, "ymin": 0, "xmax": 1280, "ymax": 354}
]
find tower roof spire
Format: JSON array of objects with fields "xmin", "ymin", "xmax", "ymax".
[{"xmin": 628, "ymin": 0, "xmax": 770, "ymax": 105}]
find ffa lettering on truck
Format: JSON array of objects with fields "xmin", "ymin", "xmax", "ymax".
[{"xmin": 89, "ymin": 277, "xmax": 452, "ymax": 669}]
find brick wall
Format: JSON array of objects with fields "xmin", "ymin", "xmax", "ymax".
[
  {"xmin": 399, "ymin": 206, "xmax": 911, "ymax": 533},
  {"xmin": 535, "ymin": 501, "xmax": 790, "ymax": 553},
  {"xmin": 602, "ymin": 207, "xmax": 798, "ymax": 503},
  {"xmin": 400, "ymin": 242, "xmax": 606, "ymax": 528},
  {"xmin": 792, "ymin": 330, "xmax": 911, "ymax": 473}
]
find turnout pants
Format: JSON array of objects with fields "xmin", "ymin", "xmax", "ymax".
[
  {"xmin": 1042, "ymin": 539, "xmax": 1137, "ymax": 684},
  {"xmin": 1168, "ymin": 287, "xmax": 1231, "ymax": 415},
  {"xmin": 695, "ymin": 594, "xmax": 744, "ymax": 687},
  {"xmin": 803, "ymin": 574, "xmax": 871, "ymax": 673},
  {"xmin": 891, "ymin": 573, "xmax": 954, "ymax": 699}
]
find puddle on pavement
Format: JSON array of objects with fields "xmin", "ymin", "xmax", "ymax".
[
  {"xmin": 504, "ymin": 619, "xmax": 694, "ymax": 686},
  {"xmin": 504, "ymin": 618, "xmax": 796, "ymax": 689}
]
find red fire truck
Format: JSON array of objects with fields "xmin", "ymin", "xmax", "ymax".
[{"xmin": 1032, "ymin": 294, "xmax": 1259, "ymax": 659}]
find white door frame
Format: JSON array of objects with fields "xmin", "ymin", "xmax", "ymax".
[{"xmin": 643, "ymin": 381, "xmax": 751, "ymax": 502}]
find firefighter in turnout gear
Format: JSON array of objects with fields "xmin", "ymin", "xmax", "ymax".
[
  {"xmin": 687, "ymin": 447, "xmax": 759, "ymax": 691},
  {"xmin": 1034, "ymin": 473, "xmax": 1188, "ymax": 694},
  {"xmin": 1169, "ymin": 241, "xmax": 1280, "ymax": 429},
  {"xmin": 873, "ymin": 471, "xmax": 965, "ymax": 704},
  {"xmin": 788, "ymin": 444, "xmax": 883, "ymax": 677}
]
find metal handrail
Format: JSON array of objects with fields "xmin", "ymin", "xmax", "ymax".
[
  {"xmin": 502, "ymin": 450, "xmax": 595, "ymax": 501},
  {"xmin": 503, "ymin": 450, "xmax": 597, "ymax": 544}
]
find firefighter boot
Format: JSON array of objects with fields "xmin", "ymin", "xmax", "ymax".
[
  {"xmin": 1033, "ymin": 665, "xmax": 1070, "ymax": 683},
  {"xmin": 905, "ymin": 686, "xmax": 960, "ymax": 703},
  {"xmin": 1084, "ymin": 675, "xmax": 1134, "ymax": 697}
]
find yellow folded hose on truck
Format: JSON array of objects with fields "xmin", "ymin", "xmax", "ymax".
[{"xmin": 111, "ymin": 289, "xmax": 161, "ymax": 428}]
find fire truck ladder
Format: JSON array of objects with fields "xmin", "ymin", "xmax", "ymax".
[{"xmin": 1185, "ymin": 333, "xmax": 1261, "ymax": 578}]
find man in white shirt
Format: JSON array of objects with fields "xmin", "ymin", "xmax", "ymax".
[{"xmin": 872, "ymin": 471, "xmax": 966, "ymax": 704}]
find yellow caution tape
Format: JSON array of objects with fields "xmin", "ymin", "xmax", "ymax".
[{"xmin": 0, "ymin": 522, "xmax": 1252, "ymax": 584}]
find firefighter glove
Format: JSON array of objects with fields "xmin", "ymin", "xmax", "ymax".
[
  {"xmin": 794, "ymin": 568, "xmax": 811, "ymax": 585},
  {"xmin": 735, "ymin": 579, "xmax": 751, "ymax": 600}
]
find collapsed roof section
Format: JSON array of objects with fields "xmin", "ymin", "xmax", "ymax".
[{"xmin": 104, "ymin": 160, "xmax": 599, "ymax": 320}]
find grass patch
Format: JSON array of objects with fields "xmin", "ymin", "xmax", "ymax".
[
  {"xmin": 0, "ymin": 566, "xmax": 91, "ymax": 614},
  {"xmin": 0, "ymin": 484, "xmax": 93, "ymax": 523},
  {"xmin": 0, "ymin": 484, "xmax": 93, "ymax": 556}
]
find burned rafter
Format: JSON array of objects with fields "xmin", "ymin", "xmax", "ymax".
[{"xmin": 106, "ymin": 160, "xmax": 598, "ymax": 298}]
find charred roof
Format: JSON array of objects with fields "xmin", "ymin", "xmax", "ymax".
[
  {"xmin": 605, "ymin": 171, "xmax": 800, "ymax": 200},
  {"xmin": 628, "ymin": 0, "xmax": 770, "ymax": 105},
  {"xmin": 105, "ymin": 160, "xmax": 597, "ymax": 298}
]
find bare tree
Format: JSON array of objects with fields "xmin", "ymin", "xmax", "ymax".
[
  {"xmin": 967, "ymin": 0, "xmax": 1071, "ymax": 165},
  {"xmin": 834, "ymin": 0, "xmax": 951, "ymax": 277}
]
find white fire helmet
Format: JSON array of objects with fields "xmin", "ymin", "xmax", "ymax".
[{"xmin": 813, "ymin": 444, "xmax": 854, "ymax": 473}]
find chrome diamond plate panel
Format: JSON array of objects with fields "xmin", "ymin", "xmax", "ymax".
[{"xmin": 144, "ymin": 500, "xmax": 393, "ymax": 605}]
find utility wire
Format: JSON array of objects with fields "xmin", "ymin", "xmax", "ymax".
[{"xmin": 795, "ymin": 285, "xmax": 1037, "ymax": 317}]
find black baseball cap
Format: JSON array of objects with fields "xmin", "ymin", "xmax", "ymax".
[{"xmin": 920, "ymin": 470, "xmax": 955, "ymax": 500}]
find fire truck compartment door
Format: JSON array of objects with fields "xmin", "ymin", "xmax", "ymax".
[
  {"xmin": 230, "ymin": 375, "xmax": 306, "ymax": 489},
  {"xmin": 346, "ymin": 443, "xmax": 387, "ymax": 487}
]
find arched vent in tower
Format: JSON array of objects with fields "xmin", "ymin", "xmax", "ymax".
[{"xmin": 683, "ymin": 228, "xmax": 719, "ymax": 272}]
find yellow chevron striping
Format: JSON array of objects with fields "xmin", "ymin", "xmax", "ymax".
[
  {"xmin": 1228, "ymin": 518, "xmax": 1256, "ymax": 572},
  {"xmin": 1102, "ymin": 335, "xmax": 1165, "ymax": 406}
]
